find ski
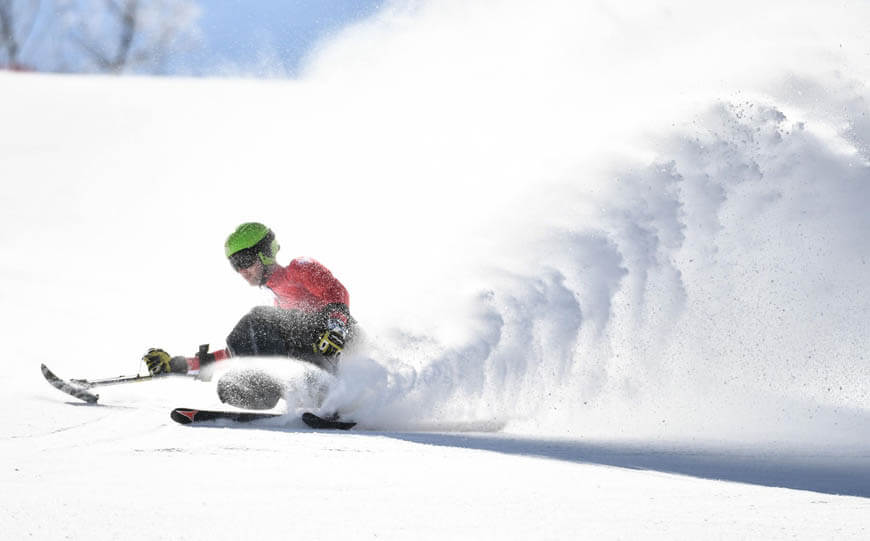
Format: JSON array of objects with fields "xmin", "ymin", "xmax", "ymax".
[
  {"xmin": 41, "ymin": 363, "xmax": 166, "ymax": 404},
  {"xmin": 170, "ymin": 408, "xmax": 356, "ymax": 430},
  {"xmin": 41, "ymin": 364, "xmax": 100, "ymax": 403},
  {"xmin": 170, "ymin": 408, "xmax": 282, "ymax": 424},
  {"xmin": 301, "ymin": 412, "xmax": 357, "ymax": 430}
]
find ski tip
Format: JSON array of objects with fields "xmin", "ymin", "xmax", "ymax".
[
  {"xmin": 41, "ymin": 363, "xmax": 100, "ymax": 403},
  {"xmin": 170, "ymin": 408, "xmax": 199, "ymax": 424},
  {"xmin": 40, "ymin": 363, "xmax": 61, "ymax": 381}
]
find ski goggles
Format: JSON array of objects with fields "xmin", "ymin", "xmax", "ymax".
[{"xmin": 228, "ymin": 248, "xmax": 259, "ymax": 271}]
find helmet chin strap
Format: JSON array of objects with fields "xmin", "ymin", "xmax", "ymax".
[{"xmin": 258, "ymin": 252, "xmax": 274, "ymax": 286}]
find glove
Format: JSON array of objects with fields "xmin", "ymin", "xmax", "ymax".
[
  {"xmin": 312, "ymin": 316, "xmax": 347, "ymax": 357},
  {"xmin": 143, "ymin": 348, "xmax": 189, "ymax": 375}
]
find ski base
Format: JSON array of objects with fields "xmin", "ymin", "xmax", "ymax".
[
  {"xmin": 170, "ymin": 408, "xmax": 356, "ymax": 430},
  {"xmin": 41, "ymin": 364, "xmax": 99, "ymax": 403}
]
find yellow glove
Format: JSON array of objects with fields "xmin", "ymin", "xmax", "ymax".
[
  {"xmin": 143, "ymin": 348, "xmax": 188, "ymax": 375},
  {"xmin": 313, "ymin": 330, "xmax": 344, "ymax": 357}
]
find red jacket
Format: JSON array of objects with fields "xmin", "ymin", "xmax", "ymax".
[{"xmin": 266, "ymin": 257, "xmax": 349, "ymax": 313}]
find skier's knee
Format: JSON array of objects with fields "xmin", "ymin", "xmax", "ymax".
[{"xmin": 216, "ymin": 369, "xmax": 284, "ymax": 410}]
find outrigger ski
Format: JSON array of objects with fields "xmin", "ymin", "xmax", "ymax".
[
  {"xmin": 171, "ymin": 408, "xmax": 357, "ymax": 430},
  {"xmin": 41, "ymin": 364, "xmax": 100, "ymax": 403},
  {"xmin": 41, "ymin": 363, "xmax": 157, "ymax": 404}
]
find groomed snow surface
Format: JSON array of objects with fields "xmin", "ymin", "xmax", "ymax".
[
  {"xmin": 3, "ymin": 1, "xmax": 870, "ymax": 538},
  {"xmin": 5, "ymin": 374, "xmax": 869, "ymax": 539}
]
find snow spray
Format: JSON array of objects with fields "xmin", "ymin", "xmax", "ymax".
[{"xmin": 311, "ymin": 1, "xmax": 870, "ymax": 444}]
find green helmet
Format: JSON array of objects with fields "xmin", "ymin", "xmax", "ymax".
[{"xmin": 225, "ymin": 222, "xmax": 280, "ymax": 268}]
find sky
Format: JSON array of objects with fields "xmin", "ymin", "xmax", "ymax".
[
  {"xmin": 168, "ymin": 0, "xmax": 385, "ymax": 77},
  {"xmin": 4, "ymin": 0, "xmax": 383, "ymax": 76}
]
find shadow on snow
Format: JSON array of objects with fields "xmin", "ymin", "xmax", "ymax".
[
  {"xmin": 177, "ymin": 415, "xmax": 870, "ymax": 498},
  {"xmin": 380, "ymin": 432, "xmax": 870, "ymax": 499}
]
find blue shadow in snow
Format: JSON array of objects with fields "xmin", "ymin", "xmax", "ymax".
[{"xmin": 382, "ymin": 432, "xmax": 870, "ymax": 498}]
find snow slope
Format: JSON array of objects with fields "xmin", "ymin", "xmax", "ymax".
[{"xmin": 2, "ymin": 0, "xmax": 870, "ymax": 538}]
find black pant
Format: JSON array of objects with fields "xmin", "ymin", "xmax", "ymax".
[{"xmin": 225, "ymin": 306, "xmax": 351, "ymax": 372}]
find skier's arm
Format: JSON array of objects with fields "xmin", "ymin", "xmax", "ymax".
[
  {"xmin": 142, "ymin": 345, "xmax": 230, "ymax": 375},
  {"xmin": 292, "ymin": 259, "xmax": 351, "ymax": 357},
  {"xmin": 182, "ymin": 345, "xmax": 231, "ymax": 372}
]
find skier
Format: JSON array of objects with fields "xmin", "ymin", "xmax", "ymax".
[{"xmin": 142, "ymin": 222, "xmax": 355, "ymax": 410}]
